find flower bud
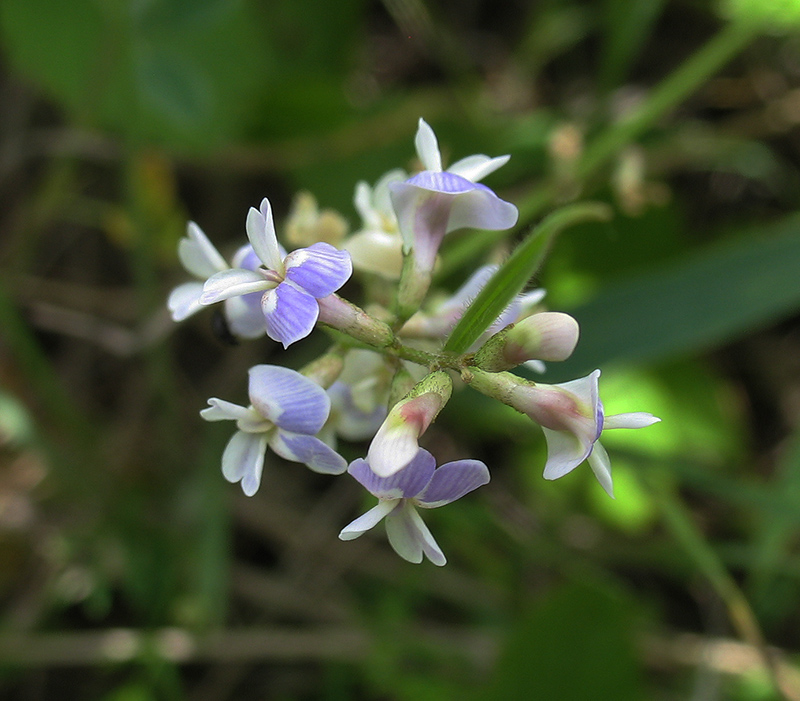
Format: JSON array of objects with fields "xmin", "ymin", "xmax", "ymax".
[
  {"xmin": 366, "ymin": 371, "xmax": 453, "ymax": 477},
  {"xmin": 285, "ymin": 191, "xmax": 348, "ymax": 247},
  {"xmin": 316, "ymin": 294, "xmax": 394, "ymax": 348},
  {"xmin": 473, "ymin": 312, "xmax": 579, "ymax": 372}
]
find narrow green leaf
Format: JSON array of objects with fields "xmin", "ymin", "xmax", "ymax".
[
  {"xmin": 442, "ymin": 202, "xmax": 612, "ymax": 355},
  {"xmin": 547, "ymin": 213, "xmax": 800, "ymax": 381}
]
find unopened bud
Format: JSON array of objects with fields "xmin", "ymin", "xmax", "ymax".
[
  {"xmin": 285, "ymin": 191, "xmax": 349, "ymax": 247},
  {"xmin": 474, "ymin": 312, "xmax": 579, "ymax": 372},
  {"xmin": 366, "ymin": 371, "xmax": 452, "ymax": 476}
]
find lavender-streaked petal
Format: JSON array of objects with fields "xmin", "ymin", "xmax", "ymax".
[
  {"xmin": 414, "ymin": 118, "xmax": 442, "ymax": 172},
  {"xmin": 262, "ymin": 282, "xmax": 319, "ymax": 348},
  {"xmin": 179, "ymin": 222, "xmax": 228, "ymax": 278},
  {"xmin": 348, "ymin": 450, "xmax": 436, "ymax": 500},
  {"xmin": 245, "ymin": 198, "xmax": 284, "ymax": 272},
  {"xmin": 221, "ymin": 430, "xmax": 268, "ymax": 496},
  {"xmin": 541, "ymin": 427, "xmax": 593, "ymax": 481},
  {"xmin": 200, "ymin": 398, "xmax": 251, "ymax": 423},
  {"xmin": 415, "ymin": 459, "xmax": 490, "ymax": 508},
  {"xmin": 603, "ymin": 412, "xmax": 661, "ymax": 430},
  {"xmin": 284, "ymin": 243, "xmax": 352, "ymax": 298},
  {"xmin": 406, "ymin": 170, "xmax": 487, "ymax": 195},
  {"xmin": 448, "ymin": 154, "xmax": 510, "ymax": 182},
  {"xmin": 248, "ymin": 365, "xmax": 330, "ymax": 434},
  {"xmin": 200, "ymin": 269, "xmax": 271, "ymax": 305},
  {"xmin": 224, "ymin": 294, "xmax": 267, "ymax": 339},
  {"xmin": 168, "ymin": 282, "xmax": 205, "ymax": 321},
  {"xmin": 270, "ymin": 430, "xmax": 347, "ymax": 474},
  {"xmin": 588, "ymin": 441, "xmax": 614, "ymax": 498},
  {"xmin": 338, "ymin": 500, "xmax": 400, "ymax": 541}
]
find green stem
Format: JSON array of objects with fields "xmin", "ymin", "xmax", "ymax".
[
  {"xmin": 518, "ymin": 19, "xmax": 759, "ymax": 224},
  {"xmin": 642, "ymin": 473, "xmax": 788, "ymax": 698}
]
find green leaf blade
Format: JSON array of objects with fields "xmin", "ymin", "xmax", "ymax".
[{"xmin": 442, "ymin": 202, "xmax": 612, "ymax": 355}]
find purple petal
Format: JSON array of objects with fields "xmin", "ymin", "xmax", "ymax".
[
  {"xmin": 248, "ymin": 365, "xmax": 330, "ymax": 434},
  {"xmin": 168, "ymin": 282, "xmax": 204, "ymax": 321},
  {"xmin": 406, "ymin": 170, "xmax": 489, "ymax": 195},
  {"xmin": 221, "ymin": 431, "xmax": 268, "ymax": 496},
  {"xmin": 388, "ymin": 181, "xmax": 449, "ymax": 257},
  {"xmin": 262, "ymin": 282, "xmax": 319, "ymax": 348},
  {"xmin": 284, "ymin": 243, "xmax": 352, "ymax": 298},
  {"xmin": 200, "ymin": 269, "xmax": 271, "ymax": 305},
  {"xmin": 270, "ymin": 430, "xmax": 347, "ymax": 474},
  {"xmin": 338, "ymin": 500, "xmax": 400, "ymax": 541},
  {"xmin": 348, "ymin": 450, "xmax": 436, "ymax": 500},
  {"xmin": 179, "ymin": 222, "xmax": 228, "ymax": 278},
  {"xmin": 245, "ymin": 198, "xmax": 284, "ymax": 272},
  {"xmin": 415, "ymin": 459, "xmax": 490, "ymax": 508}
]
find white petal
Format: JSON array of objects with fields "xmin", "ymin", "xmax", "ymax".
[
  {"xmin": 200, "ymin": 398, "xmax": 251, "ymax": 422},
  {"xmin": 338, "ymin": 500, "xmax": 399, "ymax": 540},
  {"xmin": 167, "ymin": 282, "xmax": 205, "ymax": 321},
  {"xmin": 414, "ymin": 118, "xmax": 442, "ymax": 172},
  {"xmin": 221, "ymin": 431, "xmax": 268, "ymax": 496},
  {"xmin": 406, "ymin": 502, "xmax": 446, "ymax": 565},
  {"xmin": 343, "ymin": 230, "xmax": 404, "ymax": 279},
  {"xmin": 603, "ymin": 412, "xmax": 661, "ymax": 429},
  {"xmin": 200, "ymin": 269, "xmax": 271, "ymax": 305},
  {"xmin": 384, "ymin": 502, "xmax": 423, "ymax": 563},
  {"xmin": 178, "ymin": 222, "xmax": 228, "ymax": 278},
  {"xmin": 588, "ymin": 441, "xmax": 614, "ymax": 498},
  {"xmin": 448, "ymin": 154, "xmax": 510, "ymax": 182},
  {"xmin": 224, "ymin": 295, "xmax": 267, "ymax": 339},
  {"xmin": 541, "ymin": 427, "xmax": 593, "ymax": 480},
  {"xmin": 245, "ymin": 198, "xmax": 284, "ymax": 272},
  {"xmin": 353, "ymin": 181, "xmax": 377, "ymax": 226}
]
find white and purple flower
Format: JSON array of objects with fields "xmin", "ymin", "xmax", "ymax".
[
  {"xmin": 200, "ymin": 198, "xmax": 353, "ymax": 348},
  {"xmin": 389, "ymin": 119, "xmax": 519, "ymax": 276},
  {"xmin": 200, "ymin": 364, "xmax": 347, "ymax": 496},
  {"xmin": 339, "ymin": 448, "xmax": 490, "ymax": 565},
  {"xmin": 507, "ymin": 369, "xmax": 660, "ymax": 497},
  {"xmin": 167, "ymin": 222, "xmax": 268, "ymax": 339}
]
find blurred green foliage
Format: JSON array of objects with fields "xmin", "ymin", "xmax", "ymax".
[{"xmin": 1, "ymin": 0, "xmax": 800, "ymax": 699}]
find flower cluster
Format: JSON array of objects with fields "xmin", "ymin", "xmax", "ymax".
[{"xmin": 168, "ymin": 118, "xmax": 660, "ymax": 565}]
